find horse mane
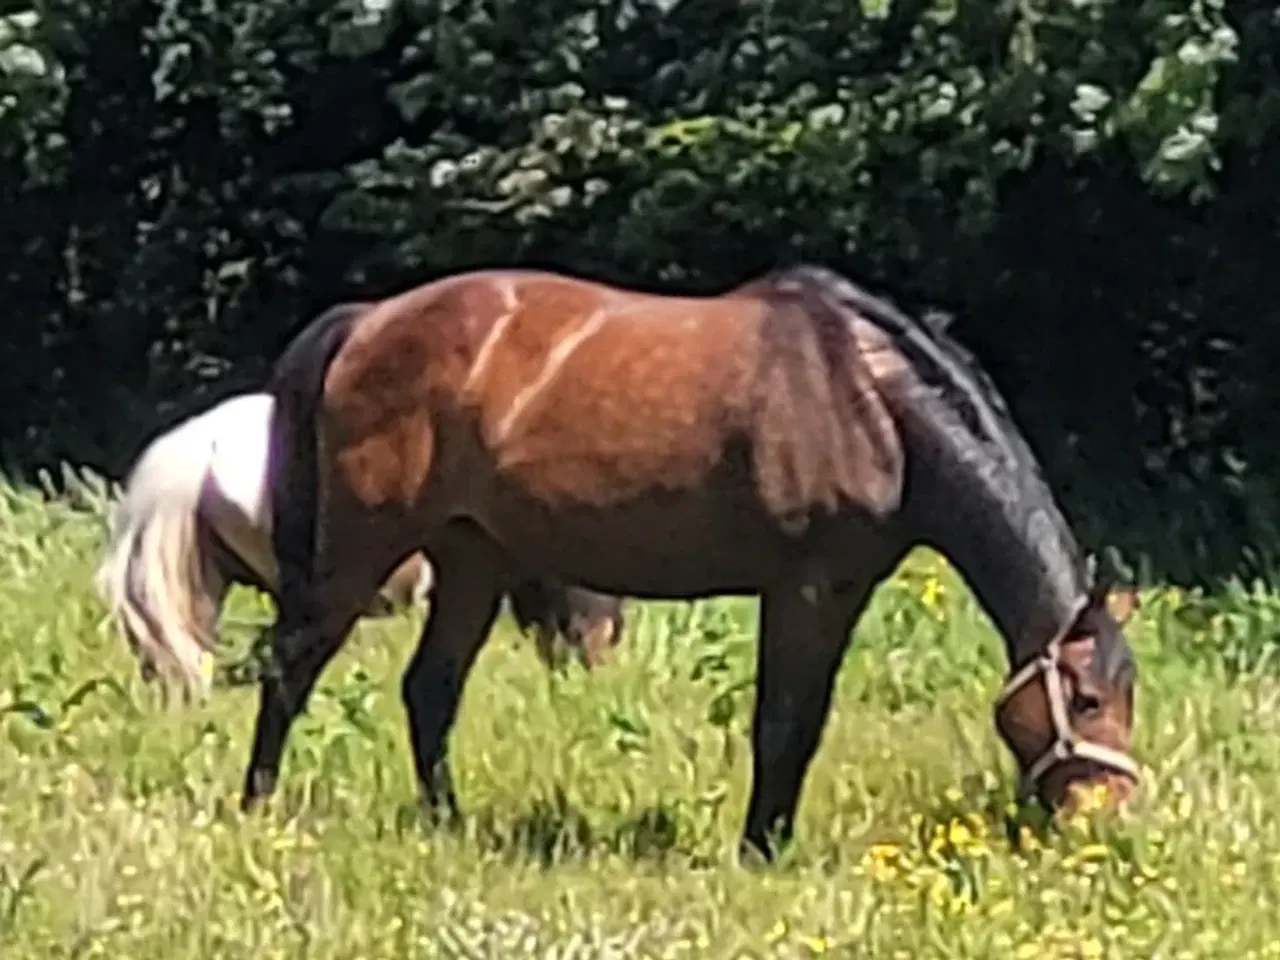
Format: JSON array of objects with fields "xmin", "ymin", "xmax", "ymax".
[
  {"xmin": 758, "ymin": 263, "xmax": 1056, "ymax": 501},
  {"xmin": 765, "ymin": 266, "xmax": 1026, "ymax": 463},
  {"xmin": 741, "ymin": 268, "xmax": 907, "ymax": 532},
  {"xmin": 756, "ymin": 266, "xmax": 1125, "ymax": 674}
]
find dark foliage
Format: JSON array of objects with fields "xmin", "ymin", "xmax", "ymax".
[{"xmin": 0, "ymin": 0, "xmax": 1270, "ymax": 583}]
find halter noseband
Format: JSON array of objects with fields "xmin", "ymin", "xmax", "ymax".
[{"xmin": 995, "ymin": 626, "xmax": 1139, "ymax": 796}]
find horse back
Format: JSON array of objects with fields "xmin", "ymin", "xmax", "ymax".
[
  {"xmin": 319, "ymin": 268, "xmax": 910, "ymax": 534},
  {"xmin": 322, "ymin": 270, "xmax": 758, "ymax": 510}
]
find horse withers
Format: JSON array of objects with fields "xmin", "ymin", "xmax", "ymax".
[
  {"xmin": 96, "ymin": 388, "xmax": 624, "ymax": 702},
  {"xmin": 245, "ymin": 265, "xmax": 1140, "ymax": 861}
]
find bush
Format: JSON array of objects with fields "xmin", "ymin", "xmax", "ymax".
[{"xmin": 1, "ymin": 0, "xmax": 1275, "ymax": 583}]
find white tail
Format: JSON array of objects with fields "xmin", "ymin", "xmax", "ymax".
[
  {"xmin": 97, "ymin": 391, "xmax": 442, "ymax": 701},
  {"xmin": 96, "ymin": 395, "xmax": 274, "ymax": 700}
]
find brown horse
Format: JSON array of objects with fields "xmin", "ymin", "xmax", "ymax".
[{"xmin": 243, "ymin": 265, "xmax": 1140, "ymax": 861}]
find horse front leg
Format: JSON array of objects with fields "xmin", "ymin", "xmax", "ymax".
[
  {"xmin": 401, "ymin": 526, "xmax": 505, "ymax": 819},
  {"xmin": 741, "ymin": 574, "xmax": 876, "ymax": 862}
]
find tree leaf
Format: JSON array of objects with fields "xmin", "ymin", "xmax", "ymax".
[
  {"xmin": 1071, "ymin": 83, "xmax": 1112, "ymax": 121},
  {"xmin": 387, "ymin": 73, "xmax": 434, "ymax": 124}
]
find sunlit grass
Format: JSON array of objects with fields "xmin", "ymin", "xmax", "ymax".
[{"xmin": 2, "ymin": 475, "xmax": 1280, "ymax": 957}]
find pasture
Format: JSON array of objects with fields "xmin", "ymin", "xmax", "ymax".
[{"xmin": 2, "ymin": 473, "xmax": 1279, "ymax": 959}]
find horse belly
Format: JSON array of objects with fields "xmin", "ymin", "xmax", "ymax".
[{"xmin": 480, "ymin": 492, "xmax": 786, "ymax": 599}]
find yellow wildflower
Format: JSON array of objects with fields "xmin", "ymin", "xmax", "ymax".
[
  {"xmin": 1071, "ymin": 783, "xmax": 1111, "ymax": 814},
  {"xmin": 921, "ymin": 576, "xmax": 944, "ymax": 613}
]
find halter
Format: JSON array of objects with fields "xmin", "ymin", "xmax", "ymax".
[{"xmin": 995, "ymin": 627, "xmax": 1140, "ymax": 796}]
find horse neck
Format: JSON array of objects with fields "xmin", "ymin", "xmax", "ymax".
[{"xmin": 905, "ymin": 436, "xmax": 1087, "ymax": 669}]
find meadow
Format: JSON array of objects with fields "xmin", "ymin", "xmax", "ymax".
[{"xmin": 3, "ymin": 473, "xmax": 1280, "ymax": 959}]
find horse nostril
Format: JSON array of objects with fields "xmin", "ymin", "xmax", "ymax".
[{"xmin": 1073, "ymin": 692, "xmax": 1103, "ymax": 717}]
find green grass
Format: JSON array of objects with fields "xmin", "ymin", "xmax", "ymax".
[{"xmin": 3, "ymin": 477, "xmax": 1280, "ymax": 959}]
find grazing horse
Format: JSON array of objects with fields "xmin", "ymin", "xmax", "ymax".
[
  {"xmin": 96, "ymin": 386, "xmax": 624, "ymax": 702},
  {"xmin": 242, "ymin": 265, "xmax": 1140, "ymax": 861}
]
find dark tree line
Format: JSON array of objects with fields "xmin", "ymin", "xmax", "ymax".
[{"xmin": 0, "ymin": 0, "xmax": 1274, "ymax": 584}]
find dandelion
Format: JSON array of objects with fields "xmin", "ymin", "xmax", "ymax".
[
  {"xmin": 863, "ymin": 843, "xmax": 904, "ymax": 882},
  {"xmin": 1174, "ymin": 793, "xmax": 1193, "ymax": 820},
  {"xmin": 871, "ymin": 841, "xmax": 900, "ymax": 857},
  {"xmin": 1071, "ymin": 783, "xmax": 1112, "ymax": 815},
  {"xmin": 800, "ymin": 935, "xmax": 829, "ymax": 954},
  {"xmin": 767, "ymin": 919, "xmax": 788, "ymax": 944},
  {"xmin": 1063, "ymin": 843, "xmax": 1111, "ymax": 868},
  {"xmin": 921, "ymin": 576, "xmax": 944, "ymax": 615},
  {"xmin": 947, "ymin": 819, "xmax": 974, "ymax": 847}
]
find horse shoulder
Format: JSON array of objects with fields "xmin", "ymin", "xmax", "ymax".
[{"xmin": 747, "ymin": 295, "xmax": 908, "ymax": 532}]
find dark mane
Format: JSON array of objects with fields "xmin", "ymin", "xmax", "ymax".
[
  {"xmin": 763, "ymin": 265, "xmax": 1125, "ymax": 676},
  {"xmin": 743, "ymin": 266, "xmax": 909, "ymax": 531},
  {"xmin": 766, "ymin": 265, "xmax": 1025, "ymax": 468}
]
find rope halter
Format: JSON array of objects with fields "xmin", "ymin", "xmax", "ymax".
[{"xmin": 995, "ymin": 633, "xmax": 1140, "ymax": 796}]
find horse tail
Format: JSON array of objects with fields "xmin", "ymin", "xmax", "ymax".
[
  {"xmin": 266, "ymin": 302, "xmax": 368, "ymax": 596},
  {"xmin": 95, "ymin": 427, "xmax": 218, "ymax": 699}
]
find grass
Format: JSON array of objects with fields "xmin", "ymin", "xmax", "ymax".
[{"xmin": 3, "ymin": 476, "xmax": 1280, "ymax": 958}]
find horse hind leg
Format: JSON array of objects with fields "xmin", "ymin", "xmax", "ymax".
[
  {"xmin": 240, "ymin": 545, "xmax": 396, "ymax": 811},
  {"xmin": 402, "ymin": 523, "xmax": 506, "ymax": 818},
  {"xmin": 740, "ymin": 572, "xmax": 878, "ymax": 862}
]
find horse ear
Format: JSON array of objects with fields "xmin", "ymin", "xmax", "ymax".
[{"xmin": 1103, "ymin": 586, "xmax": 1140, "ymax": 625}]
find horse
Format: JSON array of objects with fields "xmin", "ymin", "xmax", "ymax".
[
  {"xmin": 241, "ymin": 264, "xmax": 1141, "ymax": 862},
  {"xmin": 96, "ymin": 387, "xmax": 624, "ymax": 703}
]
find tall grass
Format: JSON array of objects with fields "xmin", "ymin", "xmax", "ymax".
[{"xmin": 1, "ymin": 474, "xmax": 1279, "ymax": 958}]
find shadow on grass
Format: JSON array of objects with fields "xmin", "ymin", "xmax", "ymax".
[{"xmin": 386, "ymin": 788, "xmax": 690, "ymax": 867}]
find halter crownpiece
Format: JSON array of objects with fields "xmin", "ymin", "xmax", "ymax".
[{"xmin": 995, "ymin": 598, "xmax": 1140, "ymax": 796}]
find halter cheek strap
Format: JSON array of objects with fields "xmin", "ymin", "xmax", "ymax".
[{"xmin": 995, "ymin": 636, "xmax": 1140, "ymax": 795}]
